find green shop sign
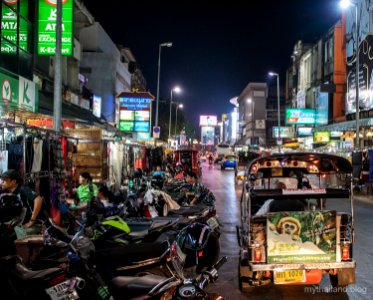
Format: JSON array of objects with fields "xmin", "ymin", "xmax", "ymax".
[
  {"xmin": 0, "ymin": 71, "xmax": 38, "ymax": 113},
  {"xmin": 1, "ymin": 0, "xmax": 29, "ymax": 54},
  {"xmin": 37, "ymin": 0, "xmax": 73, "ymax": 56}
]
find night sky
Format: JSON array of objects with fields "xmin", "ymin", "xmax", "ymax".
[{"xmin": 82, "ymin": 0, "xmax": 341, "ymax": 128}]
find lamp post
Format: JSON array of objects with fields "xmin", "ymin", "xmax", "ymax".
[
  {"xmin": 174, "ymin": 103, "xmax": 183, "ymax": 137},
  {"xmin": 168, "ymin": 86, "xmax": 181, "ymax": 141},
  {"xmin": 269, "ymin": 71, "xmax": 281, "ymax": 152},
  {"xmin": 155, "ymin": 42, "xmax": 173, "ymax": 131},
  {"xmin": 340, "ymin": 0, "xmax": 359, "ymax": 149}
]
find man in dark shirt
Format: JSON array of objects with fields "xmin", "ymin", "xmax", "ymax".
[{"xmin": 1, "ymin": 169, "xmax": 43, "ymax": 228}]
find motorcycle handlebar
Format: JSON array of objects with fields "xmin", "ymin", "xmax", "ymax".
[{"xmin": 199, "ymin": 256, "xmax": 228, "ymax": 289}]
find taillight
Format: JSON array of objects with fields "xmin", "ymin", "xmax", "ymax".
[
  {"xmin": 254, "ymin": 245, "xmax": 262, "ymax": 262},
  {"xmin": 198, "ymin": 251, "xmax": 203, "ymax": 257},
  {"xmin": 341, "ymin": 242, "xmax": 350, "ymax": 261}
]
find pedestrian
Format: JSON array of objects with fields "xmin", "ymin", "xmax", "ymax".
[
  {"xmin": 0, "ymin": 169, "xmax": 44, "ymax": 229},
  {"xmin": 75, "ymin": 172, "xmax": 98, "ymax": 207}
]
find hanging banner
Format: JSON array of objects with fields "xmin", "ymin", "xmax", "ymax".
[{"xmin": 37, "ymin": 0, "xmax": 74, "ymax": 56}]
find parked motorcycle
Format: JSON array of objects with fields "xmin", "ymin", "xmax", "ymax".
[
  {"xmin": 109, "ymin": 222, "xmax": 227, "ymax": 299},
  {"xmin": 0, "ymin": 254, "xmax": 85, "ymax": 300}
]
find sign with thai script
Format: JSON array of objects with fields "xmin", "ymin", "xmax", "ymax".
[{"xmin": 118, "ymin": 93, "xmax": 153, "ymax": 133}]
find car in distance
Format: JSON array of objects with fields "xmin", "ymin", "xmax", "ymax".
[{"xmin": 221, "ymin": 154, "xmax": 238, "ymax": 170}]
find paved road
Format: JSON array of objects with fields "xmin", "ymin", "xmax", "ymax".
[{"xmin": 201, "ymin": 162, "xmax": 373, "ymax": 300}]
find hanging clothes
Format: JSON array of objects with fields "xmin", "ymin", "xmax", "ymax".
[
  {"xmin": 111, "ymin": 142, "xmax": 124, "ymax": 191},
  {"xmin": 0, "ymin": 150, "xmax": 8, "ymax": 173},
  {"xmin": 31, "ymin": 137, "xmax": 43, "ymax": 173}
]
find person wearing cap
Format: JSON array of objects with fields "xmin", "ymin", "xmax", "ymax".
[{"xmin": 0, "ymin": 169, "xmax": 44, "ymax": 228}]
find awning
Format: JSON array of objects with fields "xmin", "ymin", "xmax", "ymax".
[
  {"xmin": 314, "ymin": 118, "xmax": 373, "ymax": 132},
  {"xmin": 38, "ymin": 92, "xmax": 117, "ymax": 132}
]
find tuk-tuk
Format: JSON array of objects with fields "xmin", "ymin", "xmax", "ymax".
[
  {"xmin": 237, "ymin": 152, "xmax": 356, "ymax": 290},
  {"xmin": 235, "ymin": 151, "xmax": 261, "ymax": 184},
  {"xmin": 173, "ymin": 149, "xmax": 200, "ymax": 176}
]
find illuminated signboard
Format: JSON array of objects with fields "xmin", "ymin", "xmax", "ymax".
[
  {"xmin": 135, "ymin": 110, "xmax": 150, "ymax": 121},
  {"xmin": 134, "ymin": 121, "xmax": 149, "ymax": 132},
  {"xmin": 1, "ymin": 0, "xmax": 28, "ymax": 53},
  {"xmin": 297, "ymin": 127, "xmax": 313, "ymax": 137},
  {"xmin": 272, "ymin": 127, "xmax": 295, "ymax": 138},
  {"xmin": 199, "ymin": 115, "xmax": 218, "ymax": 126},
  {"xmin": 120, "ymin": 110, "xmax": 134, "ymax": 121},
  {"xmin": 285, "ymin": 109, "xmax": 315, "ymax": 125},
  {"xmin": 313, "ymin": 131, "xmax": 330, "ymax": 143},
  {"xmin": 137, "ymin": 132, "xmax": 151, "ymax": 140},
  {"xmin": 37, "ymin": 0, "xmax": 74, "ymax": 56},
  {"xmin": 119, "ymin": 121, "xmax": 134, "ymax": 132},
  {"xmin": 92, "ymin": 95, "xmax": 101, "ymax": 118},
  {"xmin": 118, "ymin": 92, "xmax": 153, "ymax": 133}
]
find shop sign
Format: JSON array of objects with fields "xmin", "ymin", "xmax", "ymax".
[
  {"xmin": 37, "ymin": 0, "xmax": 74, "ymax": 56},
  {"xmin": 297, "ymin": 127, "xmax": 313, "ymax": 137},
  {"xmin": 285, "ymin": 109, "xmax": 315, "ymax": 125},
  {"xmin": 19, "ymin": 76, "xmax": 38, "ymax": 113},
  {"xmin": 1, "ymin": 0, "xmax": 28, "ymax": 54},
  {"xmin": 118, "ymin": 93, "xmax": 152, "ymax": 133},
  {"xmin": 92, "ymin": 95, "xmax": 101, "ymax": 118},
  {"xmin": 330, "ymin": 131, "xmax": 343, "ymax": 138},
  {"xmin": 0, "ymin": 72, "xmax": 18, "ymax": 108},
  {"xmin": 26, "ymin": 118, "xmax": 75, "ymax": 128},
  {"xmin": 315, "ymin": 87, "xmax": 328, "ymax": 125},
  {"xmin": 272, "ymin": 126, "xmax": 295, "ymax": 138},
  {"xmin": 313, "ymin": 131, "xmax": 330, "ymax": 143}
]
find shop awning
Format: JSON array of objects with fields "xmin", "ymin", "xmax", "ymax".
[
  {"xmin": 314, "ymin": 118, "xmax": 373, "ymax": 132},
  {"xmin": 38, "ymin": 92, "xmax": 117, "ymax": 132}
]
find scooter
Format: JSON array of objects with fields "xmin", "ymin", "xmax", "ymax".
[
  {"xmin": 109, "ymin": 222, "xmax": 227, "ymax": 299},
  {"xmin": 0, "ymin": 254, "xmax": 85, "ymax": 300}
]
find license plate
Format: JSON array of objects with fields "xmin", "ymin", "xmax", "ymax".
[
  {"xmin": 45, "ymin": 278, "xmax": 80, "ymax": 300},
  {"xmin": 206, "ymin": 217, "xmax": 219, "ymax": 230},
  {"xmin": 274, "ymin": 269, "xmax": 305, "ymax": 284}
]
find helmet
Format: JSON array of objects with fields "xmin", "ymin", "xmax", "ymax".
[
  {"xmin": 175, "ymin": 222, "xmax": 220, "ymax": 274},
  {"xmin": 151, "ymin": 175, "xmax": 164, "ymax": 189}
]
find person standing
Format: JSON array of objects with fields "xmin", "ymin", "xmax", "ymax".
[{"xmin": 75, "ymin": 172, "xmax": 98, "ymax": 207}]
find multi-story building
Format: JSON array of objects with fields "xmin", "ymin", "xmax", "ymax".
[{"xmin": 237, "ymin": 83, "xmax": 267, "ymax": 146}]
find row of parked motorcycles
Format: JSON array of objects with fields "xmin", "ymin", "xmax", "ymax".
[{"xmin": 0, "ymin": 172, "xmax": 226, "ymax": 299}]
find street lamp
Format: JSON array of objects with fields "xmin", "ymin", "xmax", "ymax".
[
  {"xmin": 168, "ymin": 86, "xmax": 181, "ymax": 141},
  {"xmin": 340, "ymin": 0, "xmax": 359, "ymax": 149},
  {"xmin": 155, "ymin": 42, "xmax": 173, "ymax": 131},
  {"xmin": 269, "ymin": 71, "xmax": 281, "ymax": 152},
  {"xmin": 174, "ymin": 103, "xmax": 183, "ymax": 137}
]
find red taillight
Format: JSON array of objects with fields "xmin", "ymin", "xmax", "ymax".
[
  {"xmin": 49, "ymin": 274, "xmax": 65, "ymax": 287},
  {"xmin": 254, "ymin": 247, "xmax": 262, "ymax": 262},
  {"xmin": 198, "ymin": 251, "xmax": 203, "ymax": 257},
  {"xmin": 341, "ymin": 242, "xmax": 350, "ymax": 261}
]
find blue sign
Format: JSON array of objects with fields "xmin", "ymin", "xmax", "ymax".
[{"xmin": 134, "ymin": 121, "xmax": 149, "ymax": 132}]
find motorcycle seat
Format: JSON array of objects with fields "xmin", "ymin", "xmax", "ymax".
[
  {"xmin": 110, "ymin": 274, "xmax": 167, "ymax": 299},
  {"xmin": 12, "ymin": 263, "xmax": 64, "ymax": 281}
]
